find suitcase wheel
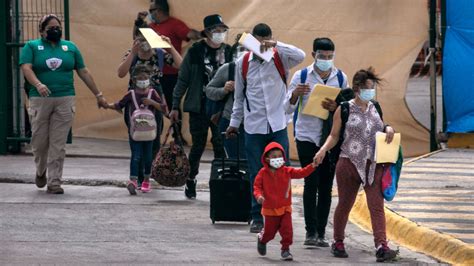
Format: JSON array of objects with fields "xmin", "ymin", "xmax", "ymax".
[{"xmin": 212, "ymin": 219, "xmax": 215, "ymax": 224}]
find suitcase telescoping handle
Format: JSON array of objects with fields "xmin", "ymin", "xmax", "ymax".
[{"xmin": 221, "ymin": 131, "xmax": 241, "ymax": 172}]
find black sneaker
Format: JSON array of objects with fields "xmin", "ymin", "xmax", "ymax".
[
  {"xmin": 316, "ymin": 237, "xmax": 330, "ymax": 247},
  {"xmin": 280, "ymin": 250, "xmax": 293, "ymax": 261},
  {"xmin": 376, "ymin": 244, "xmax": 398, "ymax": 262},
  {"xmin": 249, "ymin": 221, "xmax": 263, "ymax": 233},
  {"xmin": 257, "ymin": 235, "xmax": 266, "ymax": 256},
  {"xmin": 184, "ymin": 178, "xmax": 197, "ymax": 199},
  {"xmin": 35, "ymin": 171, "xmax": 47, "ymax": 188},
  {"xmin": 331, "ymin": 241, "xmax": 349, "ymax": 258},
  {"xmin": 304, "ymin": 233, "xmax": 317, "ymax": 246}
]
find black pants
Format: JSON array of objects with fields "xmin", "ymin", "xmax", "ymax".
[
  {"xmin": 296, "ymin": 139, "xmax": 335, "ymax": 238},
  {"xmin": 161, "ymin": 74, "xmax": 184, "ymax": 138},
  {"xmin": 188, "ymin": 111, "xmax": 225, "ymax": 179}
]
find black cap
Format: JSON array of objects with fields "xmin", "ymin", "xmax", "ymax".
[{"xmin": 203, "ymin": 14, "xmax": 228, "ymax": 30}]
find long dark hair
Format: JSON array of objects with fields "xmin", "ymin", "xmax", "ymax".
[{"xmin": 352, "ymin": 67, "xmax": 382, "ymax": 92}]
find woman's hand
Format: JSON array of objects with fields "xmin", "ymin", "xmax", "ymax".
[
  {"xmin": 257, "ymin": 196, "xmax": 265, "ymax": 204},
  {"xmin": 131, "ymin": 39, "xmax": 141, "ymax": 55},
  {"xmin": 161, "ymin": 35, "xmax": 172, "ymax": 45},
  {"xmin": 385, "ymin": 126, "xmax": 395, "ymax": 144},
  {"xmin": 36, "ymin": 83, "xmax": 51, "ymax": 97},
  {"xmin": 313, "ymin": 149, "xmax": 326, "ymax": 167}
]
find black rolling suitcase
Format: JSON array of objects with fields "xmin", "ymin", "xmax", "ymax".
[{"xmin": 209, "ymin": 134, "xmax": 251, "ymax": 224}]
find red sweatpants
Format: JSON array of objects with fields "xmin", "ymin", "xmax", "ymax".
[
  {"xmin": 259, "ymin": 211, "xmax": 293, "ymax": 251},
  {"xmin": 333, "ymin": 158, "xmax": 387, "ymax": 247}
]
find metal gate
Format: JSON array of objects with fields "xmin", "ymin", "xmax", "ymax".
[{"xmin": 0, "ymin": 0, "xmax": 69, "ymax": 154}]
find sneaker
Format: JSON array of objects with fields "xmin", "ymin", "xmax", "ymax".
[
  {"xmin": 257, "ymin": 234, "xmax": 266, "ymax": 256},
  {"xmin": 249, "ymin": 221, "xmax": 263, "ymax": 233},
  {"xmin": 35, "ymin": 171, "xmax": 47, "ymax": 188},
  {"xmin": 46, "ymin": 185, "xmax": 64, "ymax": 194},
  {"xmin": 304, "ymin": 233, "xmax": 317, "ymax": 246},
  {"xmin": 184, "ymin": 178, "xmax": 197, "ymax": 199},
  {"xmin": 316, "ymin": 237, "xmax": 330, "ymax": 247},
  {"xmin": 376, "ymin": 244, "xmax": 398, "ymax": 262},
  {"xmin": 141, "ymin": 181, "xmax": 151, "ymax": 193},
  {"xmin": 127, "ymin": 180, "xmax": 138, "ymax": 195},
  {"xmin": 331, "ymin": 241, "xmax": 349, "ymax": 258},
  {"xmin": 280, "ymin": 250, "xmax": 293, "ymax": 261}
]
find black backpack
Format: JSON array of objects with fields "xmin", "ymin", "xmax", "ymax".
[{"xmin": 205, "ymin": 62, "xmax": 235, "ymax": 124}]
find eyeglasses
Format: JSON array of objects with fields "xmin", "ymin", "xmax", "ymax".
[
  {"xmin": 315, "ymin": 52, "xmax": 335, "ymax": 60},
  {"xmin": 148, "ymin": 8, "xmax": 158, "ymax": 13}
]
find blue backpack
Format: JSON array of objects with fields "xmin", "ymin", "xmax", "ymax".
[{"xmin": 292, "ymin": 68, "xmax": 344, "ymax": 134}]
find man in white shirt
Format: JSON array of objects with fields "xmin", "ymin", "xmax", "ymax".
[
  {"xmin": 284, "ymin": 38, "xmax": 351, "ymax": 247},
  {"xmin": 226, "ymin": 23, "xmax": 305, "ymax": 233}
]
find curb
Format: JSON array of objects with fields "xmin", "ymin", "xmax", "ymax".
[
  {"xmin": 349, "ymin": 192, "xmax": 474, "ymax": 265},
  {"xmin": 403, "ymin": 148, "xmax": 446, "ymax": 165},
  {"xmin": 348, "ymin": 148, "xmax": 474, "ymax": 265}
]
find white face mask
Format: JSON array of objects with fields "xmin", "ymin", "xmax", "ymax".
[
  {"xmin": 135, "ymin": 79, "xmax": 150, "ymax": 89},
  {"xmin": 315, "ymin": 59, "xmax": 333, "ymax": 72},
  {"xmin": 269, "ymin": 157, "xmax": 285, "ymax": 169},
  {"xmin": 211, "ymin": 32, "xmax": 227, "ymax": 44}
]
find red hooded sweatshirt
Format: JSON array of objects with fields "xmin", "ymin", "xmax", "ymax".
[{"xmin": 253, "ymin": 142, "xmax": 316, "ymax": 216}]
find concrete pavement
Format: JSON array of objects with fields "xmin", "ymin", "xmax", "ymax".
[
  {"xmin": 0, "ymin": 183, "xmax": 435, "ymax": 264},
  {"xmin": 0, "ymin": 138, "xmax": 438, "ymax": 264}
]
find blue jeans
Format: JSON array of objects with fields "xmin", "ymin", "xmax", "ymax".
[
  {"xmin": 245, "ymin": 128, "xmax": 290, "ymax": 223},
  {"xmin": 219, "ymin": 118, "xmax": 246, "ymax": 159},
  {"xmin": 129, "ymin": 137, "xmax": 153, "ymax": 180}
]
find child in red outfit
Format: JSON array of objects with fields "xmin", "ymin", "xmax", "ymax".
[{"xmin": 254, "ymin": 142, "xmax": 316, "ymax": 261}]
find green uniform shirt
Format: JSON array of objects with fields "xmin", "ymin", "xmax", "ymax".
[{"xmin": 19, "ymin": 38, "xmax": 86, "ymax": 97}]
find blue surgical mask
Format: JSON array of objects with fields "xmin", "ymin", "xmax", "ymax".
[
  {"xmin": 147, "ymin": 13, "xmax": 159, "ymax": 24},
  {"xmin": 315, "ymin": 59, "xmax": 333, "ymax": 72},
  {"xmin": 359, "ymin": 89, "xmax": 376, "ymax": 102}
]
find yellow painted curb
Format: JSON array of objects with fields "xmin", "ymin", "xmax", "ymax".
[
  {"xmin": 349, "ymin": 192, "xmax": 474, "ymax": 265},
  {"xmin": 404, "ymin": 148, "xmax": 446, "ymax": 165}
]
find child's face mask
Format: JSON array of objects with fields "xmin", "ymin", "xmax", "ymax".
[
  {"xmin": 135, "ymin": 79, "xmax": 150, "ymax": 89},
  {"xmin": 269, "ymin": 157, "xmax": 285, "ymax": 169}
]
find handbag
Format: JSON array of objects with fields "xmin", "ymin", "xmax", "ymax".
[{"xmin": 151, "ymin": 123, "xmax": 190, "ymax": 187}]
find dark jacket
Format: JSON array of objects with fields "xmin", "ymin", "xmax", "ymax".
[{"xmin": 172, "ymin": 40, "xmax": 232, "ymax": 113}]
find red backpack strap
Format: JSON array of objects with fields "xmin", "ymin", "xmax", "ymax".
[
  {"xmin": 241, "ymin": 52, "xmax": 252, "ymax": 112},
  {"xmin": 272, "ymin": 47, "xmax": 287, "ymax": 85},
  {"xmin": 242, "ymin": 51, "xmax": 251, "ymax": 82}
]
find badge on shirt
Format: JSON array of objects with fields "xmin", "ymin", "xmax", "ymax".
[
  {"xmin": 38, "ymin": 45, "xmax": 44, "ymax": 50},
  {"xmin": 62, "ymin": 45, "xmax": 68, "ymax": 51},
  {"xmin": 45, "ymin": 57, "xmax": 63, "ymax": 71}
]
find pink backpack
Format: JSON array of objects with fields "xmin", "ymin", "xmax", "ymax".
[{"xmin": 129, "ymin": 90, "xmax": 157, "ymax": 141}]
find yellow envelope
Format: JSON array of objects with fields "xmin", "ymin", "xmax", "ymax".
[
  {"xmin": 301, "ymin": 84, "xmax": 341, "ymax": 120},
  {"xmin": 139, "ymin": 28, "xmax": 171, "ymax": 49},
  {"xmin": 375, "ymin": 132, "xmax": 401, "ymax": 163}
]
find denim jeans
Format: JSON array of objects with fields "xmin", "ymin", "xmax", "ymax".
[
  {"xmin": 218, "ymin": 118, "xmax": 246, "ymax": 159},
  {"xmin": 129, "ymin": 137, "xmax": 153, "ymax": 180},
  {"xmin": 245, "ymin": 128, "xmax": 289, "ymax": 223}
]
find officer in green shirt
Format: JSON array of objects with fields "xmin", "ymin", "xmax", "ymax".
[{"xmin": 20, "ymin": 14, "xmax": 108, "ymax": 194}]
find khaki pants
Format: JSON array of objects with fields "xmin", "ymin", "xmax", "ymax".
[{"xmin": 28, "ymin": 96, "xmax": 75, "ymax": 186}]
